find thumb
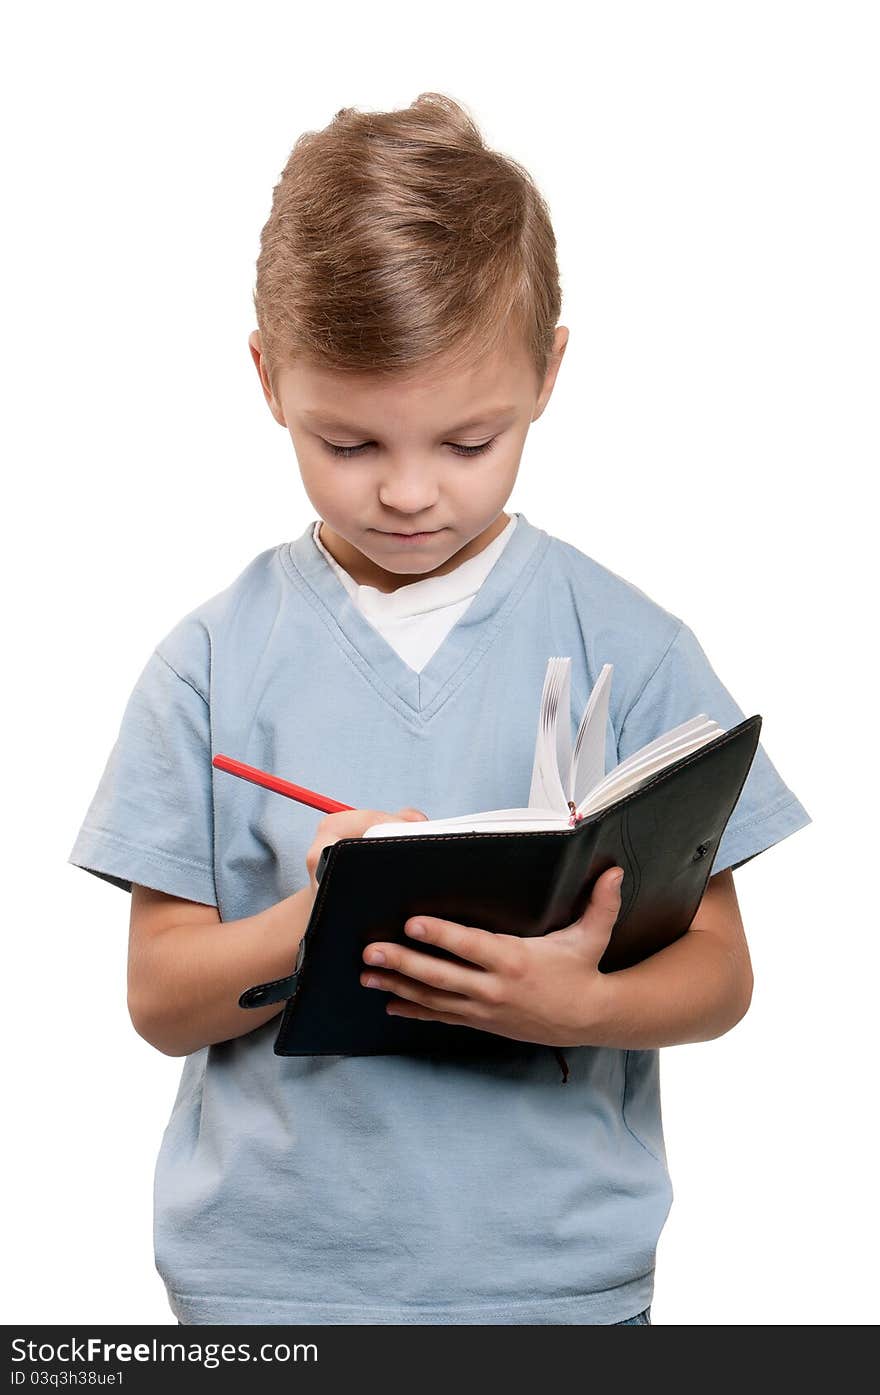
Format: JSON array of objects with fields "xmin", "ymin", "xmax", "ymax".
[
  {"xmin": 544, "ymin": 865, "xmax": 625, "ymax": 953},
  {"xmin": 579, "ymin": 865, "xmax": 625, "ymax": 930}
]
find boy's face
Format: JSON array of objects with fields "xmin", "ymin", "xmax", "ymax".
[{"xmin": 248, "ymin": 325, "xmax": 568, "ymax": 591}]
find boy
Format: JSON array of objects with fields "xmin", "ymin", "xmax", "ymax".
[{"xmin": 67, "ymin": 93, "xmax": 811, "ymax": 1325}]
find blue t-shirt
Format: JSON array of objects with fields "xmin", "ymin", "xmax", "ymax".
[{"xmin": 67, "ymin": 512, "xmax": 811, "ymax": 1324}]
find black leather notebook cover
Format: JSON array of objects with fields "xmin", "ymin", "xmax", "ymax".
[{"xmin": 240, "ymin": 714, "xmax": 762, "ymax": 1056}]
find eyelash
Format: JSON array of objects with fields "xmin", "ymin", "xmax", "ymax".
[{"xmin": 322, "ymin": 438, "xmax": 498, "ymax": 459}]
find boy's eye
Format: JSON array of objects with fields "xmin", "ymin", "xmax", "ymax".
[{"xmin": 321, "ymin": 438, "xmax": 498, "ymax": 459}]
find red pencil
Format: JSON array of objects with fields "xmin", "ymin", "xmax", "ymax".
[{"xmin": 212, "ymin": 754, "xmax": 355, "ymax": 814}]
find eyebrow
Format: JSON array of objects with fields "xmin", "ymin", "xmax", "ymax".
[{"xmin": 300, "ymin": 405, "xmax": 518, "ymax": 435}]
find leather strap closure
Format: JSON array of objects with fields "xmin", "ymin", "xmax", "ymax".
[{"xmin": 239, "ymin": 938, "xmax": 306, "ymax": 1009}]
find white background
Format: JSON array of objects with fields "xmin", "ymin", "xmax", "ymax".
[{"xmin": 3, "ymin": 0, "xmax": 876, "ymax": 1326}]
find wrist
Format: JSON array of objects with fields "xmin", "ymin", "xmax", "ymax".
[
  {"xmin": 250, "ymin": 885, "xmax": 314, "ymax": 977},
  {"xmin": 574, "ymin": 964, "xmax": 627, "ymax": 1048}
]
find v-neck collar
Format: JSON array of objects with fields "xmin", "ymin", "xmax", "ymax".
[
  {"xmin": 312, "ymin": 514, "xmax": 518, "ymax": 619},
  {"xmin": 281, "ymin": 512, "xmax": 550, "ymax": 723}
]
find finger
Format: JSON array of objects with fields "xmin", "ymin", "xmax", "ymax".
[
  {"xmin": 329, "ymin": 808, "xmax": 417, "ymax": 838},
  {"xmin": 362, "ymin": 933, "xmax": 498, "ymax": 1001},
  {"xmin": 386, "ymin": 998, "xmax": 478, "ymax": 1028},
  {"xmin": 361, "ymin": 968, "xmax": 480, "ymax": 1015},
  {"xmin": 307, "ymin": 808, "xmax": 424, "ymax": 871},
  {"xmin": 402, "ymin": 915, "xmax": 508, "ymax": 972}
]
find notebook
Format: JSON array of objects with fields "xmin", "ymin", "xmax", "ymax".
[{"xmin": 239, "ymin": 658, "xmax": 763, "ymax": 1057}]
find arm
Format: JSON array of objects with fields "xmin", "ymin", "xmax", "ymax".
[
  {"xmin": 129, "ymin": 804, "xmax": 428, "ymax": 1057},
  {"xmin": 586, "ymin": 868, "xmax": 754, "ymax": 1048},
  {"xmin": 128, "ymin": 884, "xmax": 314, "ymax": 1056}
]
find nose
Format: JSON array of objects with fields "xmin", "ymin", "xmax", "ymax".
[{"xmin": 377, "ymin": 462, "xmax": 440, "ymax": 516}]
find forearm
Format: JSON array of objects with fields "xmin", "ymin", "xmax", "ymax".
[
  {"xmin": 585, "ymin": 926, "xmax": 753, "ymax": 1049},
  {"xmin": 135, "ymin": 887, "xmax": 314, "ymax": 1056}
]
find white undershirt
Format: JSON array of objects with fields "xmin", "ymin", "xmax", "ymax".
[{"xmin": 312, "ymin": 515, "xmax": 518, "ymax": 673}]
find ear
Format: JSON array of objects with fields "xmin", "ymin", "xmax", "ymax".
[
  {"xmin": 248, "ymin": 330, "xmax": 287, "ymax": 426},
  {"xmin": 532, "ymin": 325, "xmax": 570, "ymax": 423}
]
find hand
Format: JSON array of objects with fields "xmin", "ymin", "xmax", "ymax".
[
  {"xmin": 360, "ymin": 865, "xmax": 626, "ymax": 1048},
  {"xmin": 305, "ymin": 805, "xmax": 429, "ymax": 899}
]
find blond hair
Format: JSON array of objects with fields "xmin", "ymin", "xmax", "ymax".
[{"xmin": 253, "ymin": 92, "xmax": 562, "ymax": 398}]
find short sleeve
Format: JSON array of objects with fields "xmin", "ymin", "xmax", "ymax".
[
  {"xmin": 67, "ymin": 647, "xmax": 217, "ymax": 905},
  {"xmin": 616, "ymin": 621, "xmax": 812, "ymax": 875}
]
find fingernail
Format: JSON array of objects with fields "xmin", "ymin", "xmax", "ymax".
[
  {"xmin": 612, "ymin": 870, "xmax": 624, "ymax": 888},
  {"xmin": 408, "ymin": 921, "xmax": 426, "ymax": 938}
]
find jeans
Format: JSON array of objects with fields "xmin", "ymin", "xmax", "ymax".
[{"xmin": 613, "ymin": 1307, "xmax": 651, "ymax": 1325}]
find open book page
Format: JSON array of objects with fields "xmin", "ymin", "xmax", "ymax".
[
  {"xmin": 363, "ymin": 809, "xmax": 568, "ymax": 837},
  {"xmin": 570, "ymin": 663, "xmax": 612, "ymax": 807},
  {"xmin": 527, "ymin": 657, "xmax": 572, "ymax": 814},
  {"xmin": 526, "ymin": 659, "xmax": 613, "ymax": 813},
  {"xmin": 575, "ymin": 716, "xmax": 723, "ymax": 816},
  {"xmin": 360, "ymin": 659, "xmax": 725, "ymax": 839}
]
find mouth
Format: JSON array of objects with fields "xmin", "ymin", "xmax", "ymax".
[{"xmin": 376, "ymin": 528, "xmax": 445, "ymax": 542}]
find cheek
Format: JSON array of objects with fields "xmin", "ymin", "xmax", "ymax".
[
  {"xmin": 455, "ymin": 453, "xmax": 520, "ymax": 504},
  {"xmin": 296, "ymin": 455, "xmax": 362, "ymax": 512}
]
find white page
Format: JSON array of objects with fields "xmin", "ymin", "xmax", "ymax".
[
  {"xmin": 527, "ymin": 658, "xmax": 571, "ymax": 814},
  {"xmin": 577, "ymin": 724, "xmax": 723, "ymax": 816},
  {"xmin": 591, "ymin": 714, "xmax": 716, "ymax": 789},
  {"xmin": 553, "ymin": 659, "xmax": 573, "ymax": 807},
  {"xmin": 570, "ymin": 663, "xmax": 612, "ymax": 806},
  {"xmin": 363, "ymin": 809, "xmax": 566, "ymax": 838},
  {"xmin": 577, "ymin": 719, "xmax": 719, "ymax": 810}
]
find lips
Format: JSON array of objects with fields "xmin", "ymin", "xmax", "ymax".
[{"xmin": 378, "ymin": 528, "xmax": 442, "ymax": 538}]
